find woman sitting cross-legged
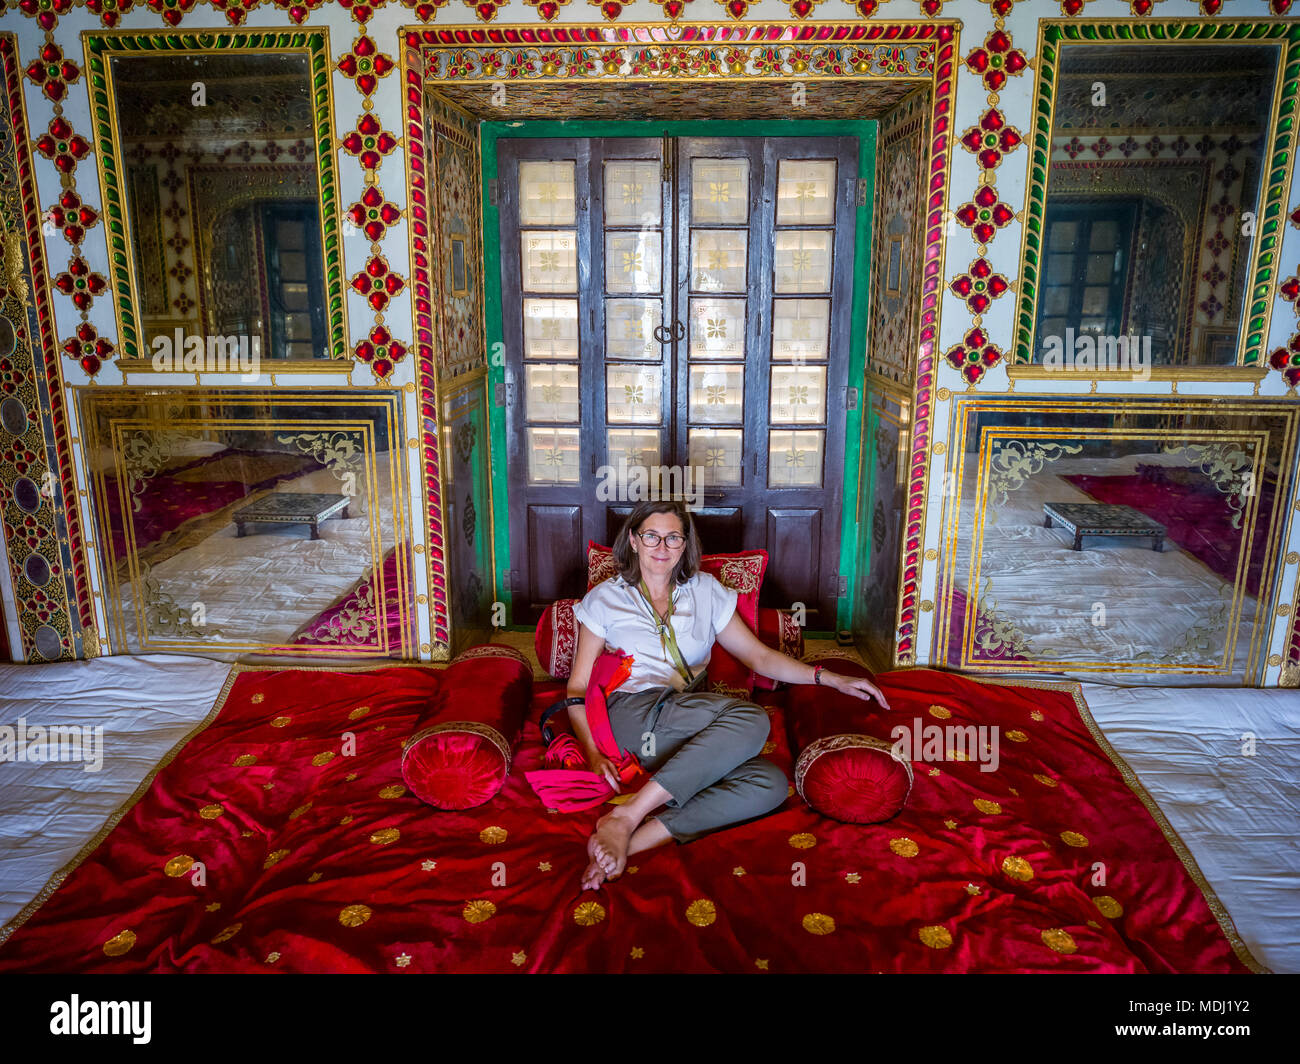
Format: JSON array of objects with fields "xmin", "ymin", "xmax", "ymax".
[{"xmin": 567, "ymin": 499, "xmax": 889, "ymax": 891}]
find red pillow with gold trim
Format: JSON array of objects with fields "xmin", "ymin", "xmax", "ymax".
[
  {"xmin": 585, "ymin": 541, "xmax": 767, "ymax": 697},
  {"xmin": 401, "ymin": 645, "xmax": 532, "ymax": 809},
  {"xmin": 789, "ymin": 658, "xmax": 912, "ymax": 824},
  {"xmin": 534, "ymin": 598, "xmax": 580, "ymax": 680}
]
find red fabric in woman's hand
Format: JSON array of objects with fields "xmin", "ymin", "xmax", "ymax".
[{"xmin": 400, "ymin": 645, "xmax": 532, "ymax": 810}]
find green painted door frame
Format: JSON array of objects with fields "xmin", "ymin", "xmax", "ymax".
[{"xmin": 481, "ymin": 119, "xmax": 875, "ymax": 636}]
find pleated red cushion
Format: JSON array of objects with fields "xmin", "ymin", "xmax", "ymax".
[
  {"xmin": 789, "ymin": 658, "xmax": 912, "ymax": 824},
  {"xmin": 796, "ymin": 735, "xmax": 913, "ymax": 824},
  {"xmin": 401, "ymin": 645, "xmax": 532, "ymax": 809}
]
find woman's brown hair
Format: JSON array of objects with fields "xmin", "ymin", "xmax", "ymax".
[{"xmin": 612, "ymin": 500, "xmax": 701, "ymax": 587}]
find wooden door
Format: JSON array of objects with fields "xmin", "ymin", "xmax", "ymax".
[{"xmin": 497, "ymin": 134, "xmax": 858, "ymax": 627}]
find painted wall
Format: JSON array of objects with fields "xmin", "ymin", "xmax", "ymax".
[{"xmin": 0, "ymin": 0, "xmax": 1296, "ymax": 686}]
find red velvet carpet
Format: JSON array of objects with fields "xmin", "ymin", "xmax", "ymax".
[{"xmin": 0, "ymin": 658, "xmax": 1261, "ymax": 973}]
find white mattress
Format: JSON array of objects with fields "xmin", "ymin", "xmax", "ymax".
[
  {"xmin": 0, "ymin": 655, "xmax": 1293, "ymax": 972},
  {"xmin": 1078, "ymin": 682, "xmax": 1300, "ymax": 974},
  {"xmin": 0, "ymin": 654, "xmax": 232, "ymax": 928}
]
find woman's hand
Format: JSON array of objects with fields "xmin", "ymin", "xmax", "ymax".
[
  {"xmin": 823, "ymin": 672, "xmax": 891, "ymax": 709},
  {"xmin": 586, "ymin": 749, "xmax": 622, "ymax": 793}
]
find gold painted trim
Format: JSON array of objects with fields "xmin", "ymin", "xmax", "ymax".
[
  {"xmin": 1007, "ymin": 365, "xmax": 1271, "ymax": 382},
  {"xmin": 114, "ymin": 359, "xmax": 356, "ymax": 374}
]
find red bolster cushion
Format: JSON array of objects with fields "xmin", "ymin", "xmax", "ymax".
[
  {"xmin": 788, "ymin": 658, "xmax": 912, "ymax": 824},
  {"xmin": 401, "ymin": 644, "xmax": 532, "ymax": 810}
]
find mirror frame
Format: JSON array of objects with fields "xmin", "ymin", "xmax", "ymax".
[
  {"xmin": 83, "ymin": 29, "xmax": 347, "ymax": 370},
  {"xmin": 1012, "ymin": 20, "xmax": 1300, "ymax": 376}
]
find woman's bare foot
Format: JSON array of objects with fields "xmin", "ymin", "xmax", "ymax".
[
  {"xmin": 588, "ymin": 809, "xmax": 638, "ymax": 878},
  {"xmin": 580, "ymin": 858, "xmax": 607, "ymax": 891}
]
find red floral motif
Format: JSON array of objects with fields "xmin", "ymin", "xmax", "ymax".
[
  {"xmin": 589, "ymin": 0, "xmax": 624, "ymax": 20},
  {"xmin": 35, "ymin": 117, "xmax": 90, "ymax": 174},
  {"xmin": 1269, "ymin": 333, "xmax": 1300, "ymax": 388},
  {"xmin": 62, "ymin": 322, "xmax": 114, "ymax": 377},
  {"xmin": 340, "ymin": 114, "xmax": 399, "ymax": 171},
  {"xmin": 987, "ymin": 0, "xmax": 1014, "ymax": 15},
  {"xmin": 349, "ymin": 257, "xmax": 405, "ymax": 312},
  {"xmin": 347, "ymin": 186, "xmax": 401, "ymax": 242},
  {"xmin": 785, "ymin": 0, "xmax": 821, "ymax": 18},
  {"xmin": 354, "ymin": 324, "xmax": 408, "ymax": 380},
  {"xmin": 209, "ymin": 0, "xmax": 260, "ymax": 25},
  {"xmin": 83, "ymin": 0, "xmax": 135, "ymax": 27},
  {"xmin": 919, "ymin": 0, "xmax": 942, "ymax": 15},
  {"xmin": 944, "ymin": 325, "xmax": 1003, "ymax": 385},
  {"xmin": 1279, "ymin": 275, "xmax": 1300, "ymax": 305},
  {"xmin": 413, "ymin": 0, "xmax": 450, "ymax": 20},
  {"xmin": 271, "ymin": 0, "xmax": 325, "ymax": 22},
  {"xmin": 851, "ymin": 0, "xmax": 877, "ymax": 15},
  {"xmin": 24, "ymin": 41, "xmax": 79, "ymax": 103},
  {"xmin": 965, "ymin": 30, "xmax": 1027, "ymax": 93},
  {"xmin": 949, "ymin": 258, "xmax": 1010, "ymax": 314},
  {"xmin": 45, "ymin": 188, "xmax": 100, "ymax": 246},
  {"xmin": 16, "ymin": 0, "xmax": 74, "ymax": 32},
  {"xmin": 959, "ymin": 108, "xmax": 1022, "ymax": 170},
  {"xmin": 1290, "ymin": 204, "xmax": 1300, "ymax": 230},
  {"xmin": 338, "ymin": 0, "xmax": 386, "ymax": 22},
  {"xmin": 953, "ymin": 185, "xmax": 1015, "ymax": 245},
  {"xmin": 723, "ymin": 0, "xmax": 749, "ymax": 19},
  {"xmin": 144, "ymin": 0, "xmax": 196, "ymax": 27},
  {"xmin": 1129, "ymin": 0, "xmax": 1159, "ymax": 13},
  {"xmin": 649, "ymin": 0, "xmax": 687, "ymax": 17},
  {"xmin": 525, "ymin": 0, "xmax": 570, "ymax": 18},
  {"xmin": 1200, "ymin": 0, "xmax": 1223, "ymax": 13},
  {"xmin": 53, "ymin": 257, "xmax": 107, "ymax": 312},
  {"xmin": 1270, "ymin": 0, "xmax": 1291, "ymax": 13},
  {"xmin": 471, "ymin": 0, "xmax": 503, "ymax": 21},
  {"xmin": 337, "ymin": 34, "xmax": 395, "ymax": 98}
]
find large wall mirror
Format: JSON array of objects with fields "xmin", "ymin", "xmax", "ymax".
[
  {"xmin": 1016, "ymin": 24, "xmax": 1298, "ymax": 371},
  {"xmin": 84, "ymin": 32, "xmax": 346, "ymax": 367}
]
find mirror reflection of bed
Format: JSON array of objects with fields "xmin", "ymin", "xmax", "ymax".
[
  {"xmin": 79, "ymin": 390, "xmax": 412, "ymax": 657},
  {"xmin": 939, "ymin": 405, "xmax": 1294, "ymax": 685}
]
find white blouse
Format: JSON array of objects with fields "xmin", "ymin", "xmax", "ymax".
[{"xmin": 572, "ymin": 571, "xmax": 739, "ymax": 694}]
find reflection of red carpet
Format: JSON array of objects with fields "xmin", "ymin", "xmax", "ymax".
[
  {"xmin": 0, "ymin": 664, "xmax": 1259, "ymax": 973},
  {"xmin": 104, "ymin": 448, "xmax": 322, "ymax": 560},
  {"xmin": 276, "ymin": 549, "xmax": 406, "ymax": 653},
  {"xmin": 945, "ymin": 586, "xmax": 1030, "ymax": 666},
  {"xmin": 1061, "ymin": 466, "xmax": 1272, "ymax": 597}
]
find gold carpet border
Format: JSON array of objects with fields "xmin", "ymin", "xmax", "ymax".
[
  {"xmin": 0, "ymin": 659, "xmax": 452, "ymax": 952},
  {"xmin": 0, "ymin": 661, "xmax": 1273, "ymax": 973},
  {"xmin": 964, "ymin": 671, "xmax": 1271, "ymax": 975}
]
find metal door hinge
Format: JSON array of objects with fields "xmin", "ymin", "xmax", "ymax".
[
  {"xmin": 856, "ymin": 178, "xmax": 868, "ymax": 207},
  {"xmin": 845, "ymin": 386, "xmax": 859, "ymax": 411},
  {"xmin": 494, "ymin": 380, "xmax": 512, "ymax": 406},
  {"xmin": 501, "ymin": 569, "xmax": 512, "ymax": 592},
  {"xmin": 488, "ymin": 179, "xmax": 499, "ymax": 206},
  {"xmin": 837, "ymin": 574, "xmax": 848, "ymax": 597}
]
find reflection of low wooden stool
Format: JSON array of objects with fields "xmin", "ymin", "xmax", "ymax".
[
  {"xmin": 234, "ymin": 492, "xmax": 350, "ymax": 541},
  {"xmin": 1042, "ymin": 502, "xmax": 1165, "ymax": 552}
]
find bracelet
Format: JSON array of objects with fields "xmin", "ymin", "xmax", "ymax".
[
  {"xmin": 563, "ymin": 696, "xmax": 585, "ymax": 707},
  {"xmin": 813, "ymin": 664, "xmax": 825, "ymax": 686}
]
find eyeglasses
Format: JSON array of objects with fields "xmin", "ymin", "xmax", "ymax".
[{"xmin": 635, "ymin": 530, "xmax": 686, "ymax": 549}]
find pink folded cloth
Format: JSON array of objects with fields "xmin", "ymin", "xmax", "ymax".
[{"xmin": 525, "ymin": 650, "xmax": 643, "ymax": 812}]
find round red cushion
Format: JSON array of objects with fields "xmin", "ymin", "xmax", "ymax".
[
  {"xmin": 795, "ymin": 734, "xmax": 913, "ymax": 824},
  {"xmin": 402, "ymin": 724, "xmax": 511, "ymax": 810},
  {"xmin": 399, "ymin": 644, "xmax": 531, "ymax": 810}
]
